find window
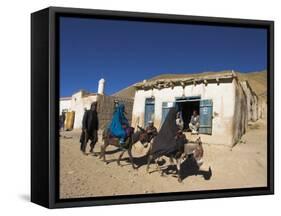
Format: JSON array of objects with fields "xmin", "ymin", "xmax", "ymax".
[{"xmin": 199, "ymin": 99, "xmax": 213, "ymax": 134}]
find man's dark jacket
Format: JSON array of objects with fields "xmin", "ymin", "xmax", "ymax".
[{"xmin": 81, "ymin": 110, "xmax": 99, "ymax": 138}]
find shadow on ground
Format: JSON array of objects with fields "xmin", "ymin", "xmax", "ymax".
[{"xmin": 97, "ymin": 151, "xmax": 212, "ymax": 182}]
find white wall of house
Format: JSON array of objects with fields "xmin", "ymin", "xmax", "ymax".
[
  {"xmin": 60, "ymin": 98, "xmax": 71, "ymax": 114},
  {"xmin": 132, "ymin": 81, "xmax": 237, "ymax": 146},
  {"xmin": 71, "ymin": 92, "xmax": 98, "ymax": 128},
  {"xmin": 59, "ymin": 91, "xmax": 98, "ymax": 129}
]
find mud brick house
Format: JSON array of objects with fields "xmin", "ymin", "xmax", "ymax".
[{"xmin": 131, "ymin": 71, "xmax": 261, "ymax": 146}]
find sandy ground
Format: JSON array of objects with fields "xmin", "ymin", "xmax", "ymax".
[{"xmin": 59, "ymin": 120, "xmax": 267, "ymax": 199}]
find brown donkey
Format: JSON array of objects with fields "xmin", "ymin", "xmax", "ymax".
[{"xmin": 100, "ymin": 126, "xmax": 152, "ymax": 169}]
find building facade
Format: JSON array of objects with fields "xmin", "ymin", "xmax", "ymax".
[
  {"xmin": 60, "ymin": 79, "xmax": 134, "ymax": 130},
  {"xmin": 131, "ymin": 71, "xmax": 258, "ymax": 146}
]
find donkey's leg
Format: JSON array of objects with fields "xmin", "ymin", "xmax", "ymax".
[
  {"xmin": 117, "ymin": 150, "xmax": 126, "ymax": 166},
  {"xmin": 99, "ymin": 143, "xmax": 104, "ymax": 159},
  {"xmin": 146, "ymin": 155, "xmax": 153, "ymax": 173},
  {"xmin": 155, "ymin": 157, "xmax": 165, "ymax": 176},
  {"xmin": 127, "ymin": 147, "xmax": 136, "ymax": 169},
  {"xmin": 176, "ymin": 157, "xmax": 183, "ymax": 182},
  {"xmin": 100, "ymin": 143, "xmax": 108, "ymax": 163},
  {"xmin": 169, "ymin": 156, "xmax": 177, "ymax": 174},
  {"xmin": 155, "ymin": 157, "xmax": 162, "ymax": 173}
]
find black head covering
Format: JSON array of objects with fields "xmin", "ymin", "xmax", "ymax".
[
  {"xmin": 90, "ymin": 102, "xmax": 97, "ymax": 111},
  {"xmin": 151, "ymin": 107, "xmax": 180, "ymax": 157}
]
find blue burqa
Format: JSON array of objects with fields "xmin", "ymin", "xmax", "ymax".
[{"xmin": 108, "ymin": 104, "xmax": 129, "ymax": 139}]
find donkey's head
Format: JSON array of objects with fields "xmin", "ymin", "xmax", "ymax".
[{"xmin": 136, "ymin": 126, "xmax": 150, "ymax": 144}]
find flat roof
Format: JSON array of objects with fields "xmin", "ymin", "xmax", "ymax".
[{"xmin": 134, "ymin": 71, "xmax": 237, "ymax": 90}]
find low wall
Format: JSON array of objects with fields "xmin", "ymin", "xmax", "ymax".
[
  {"xmin": 240, "ymin": 81, "xmax": 259, "ymax": 122},
  {"xmin": 232, "ymin": 79, "xmax": 248, "ymax": 145},
  {"xmin": 97, "ymin": 95, "xmax": 134, "ymax": 130},
  {"xmin": 60, "ymin": 93, "xmax": 134, "ymax": 130}
]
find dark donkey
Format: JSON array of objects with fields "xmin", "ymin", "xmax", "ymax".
[
  {"xmin": 145, "ymin": 107, "xmax": 204, "ymax": 182},
  {"xmin": 100, "ymin": 126, "xmax": 152, "ymax": 169},
  {"xmin": 146, "ymin": 136, "xmax": 204, "ymax": 182}
]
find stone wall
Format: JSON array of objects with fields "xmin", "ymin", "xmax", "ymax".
[{"xmin": 97, "ymin": 95, "xmax": 134, "ymax": 130}]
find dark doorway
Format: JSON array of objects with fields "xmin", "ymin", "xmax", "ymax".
[{"xmin": 176, "ymin": 98, "xmax": 200, "ymax": 131}]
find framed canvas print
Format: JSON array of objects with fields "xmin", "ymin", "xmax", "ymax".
[{"xmin": 31, "ymin": 6, "xmax": 274, "ymax": 208}]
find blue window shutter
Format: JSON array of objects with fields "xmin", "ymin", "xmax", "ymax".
[
  {"xmin": 144, "ymin": 98, "xmax": 155, "ymax": 127},
  {"xmin": 199, "ymin": 99, "xmax": 213, "ymax": 134}
]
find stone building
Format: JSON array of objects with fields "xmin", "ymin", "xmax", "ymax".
[{"xmin": 131, "ymin": 71, "xmax": 260, "ymax": 146}]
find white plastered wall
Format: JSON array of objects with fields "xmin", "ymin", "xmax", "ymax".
[
  {"xmin": 60, "ymin": 99, "xmax": 71, "ymax": 114},
  {"xmin": 132, "ymin": 81, "xmax": 237, "ymax": 146},
  {"xmin": 59, "ymin": 91, "xmax": 98, "ymax": 129}
]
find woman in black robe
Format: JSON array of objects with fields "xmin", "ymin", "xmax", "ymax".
[
  {"xmin": 80, "ymin": 102, "xmax": 99, "ymax": 155},
  {"xmin": 151, "ymin": 107, "xmax": 187, "ymax": 158}
]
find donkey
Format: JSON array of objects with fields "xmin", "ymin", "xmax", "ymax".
[
  {"xmin": 146, "ymin": 136, "xmax": 204, "ymax": 182},
  {"xmin": 174, "ymin": 137, "xmax": 204, "ymax": 182},
  {"xmin": 100, "ymin": 126, "xmax": 152, "ymax": 169}
]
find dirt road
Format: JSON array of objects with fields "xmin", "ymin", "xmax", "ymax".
[{"xmin": 59, "ymin": 120, "xmax": 267, "ymax": 199}]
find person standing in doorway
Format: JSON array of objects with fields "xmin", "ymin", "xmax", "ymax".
[
  {"xmin": 176, "ymin": 112, "xmax": 184, "ymax": 131},
  {"xmin": 80, "ymin": 102, "xmax": 99, "ymax": 155},
  {"xmin": 189, "ymin": 110, "xmax": 200, "ymax": 134}
]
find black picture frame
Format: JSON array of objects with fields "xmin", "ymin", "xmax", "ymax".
[{"xmin": 31, "ymin": 6, "xmax": 274, "ymax": 208}]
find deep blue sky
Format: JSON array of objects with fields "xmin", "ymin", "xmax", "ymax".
[{"xmin": 60, "ymin": 17, "xmax": 267, "ymax": 97}]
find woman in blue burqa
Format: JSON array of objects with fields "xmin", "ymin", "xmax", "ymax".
[{"xmin": 108, "ymin": 103, "xmax": 130, "ymax": 145}]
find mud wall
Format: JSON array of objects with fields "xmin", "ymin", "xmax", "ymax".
[
  {"xmin": 59, "ymin": 91, "xmax": 133, "ymax": 130},
  {"xmin": 258, "ymin": 96, "xmax": 267, "ymax": 119},
  {"xmin": 240, "ymin": 81, "xmax": 259, "ymax": 122},
  {"xmin": 97, "ymin": 95, "xmax": 134, "ymax": 130},
  {"xmin": 232, "ymin": 79, "xmax": 248, "ymax": 145}
]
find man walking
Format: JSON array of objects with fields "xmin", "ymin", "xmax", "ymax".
[
  {"xmin": 80, "ymin": 102, "xmax": 99, "ymax": 155},
  {"xmin": 59, "ymin": 111, "xmax": 66, "ymax": 131}
]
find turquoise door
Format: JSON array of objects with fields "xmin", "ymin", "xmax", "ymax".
[
  {"xmin": 199, "ymin": 99, "xmax": 213, "ymax": 134},
  {"xmin": 144, "ymin": 98, "xmax": 155, "ymax": 127}
]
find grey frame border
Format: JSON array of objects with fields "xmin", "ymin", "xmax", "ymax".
[{"xmin": 31, "ymin": 6, "xmax": 274, "ymax": 208}]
